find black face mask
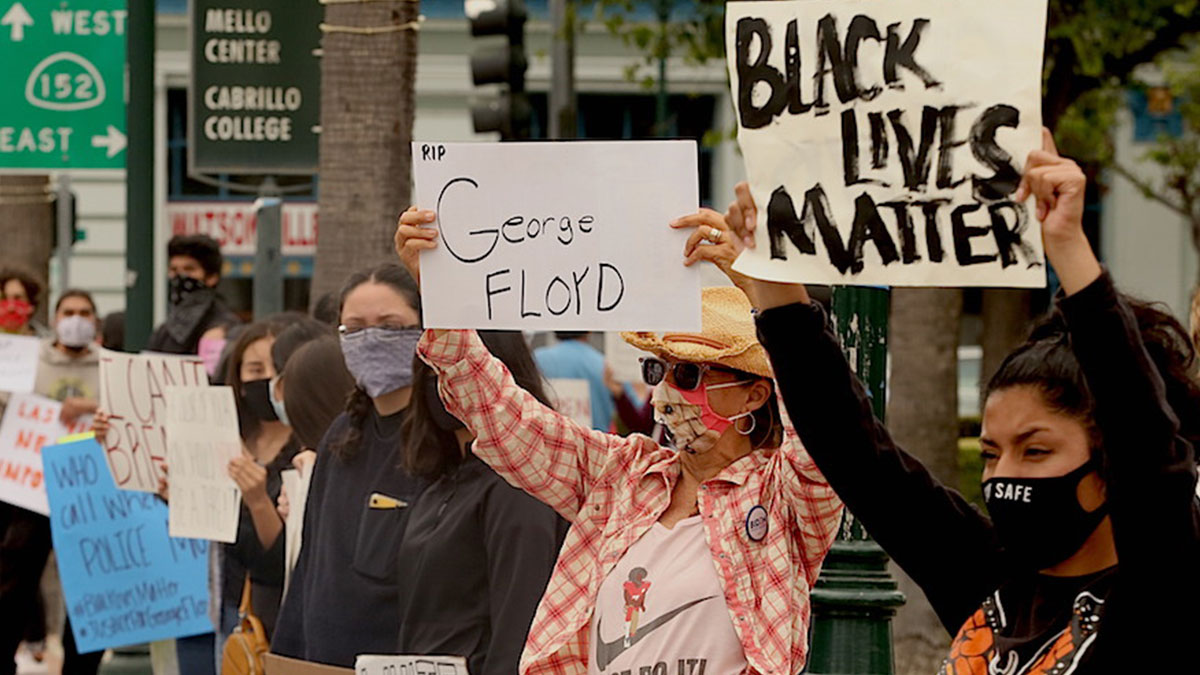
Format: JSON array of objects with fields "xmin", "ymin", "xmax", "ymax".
[
  {"xmin": 423, "ymin": 375, "xmax": 464, "ymax": 432},
  {"xmin": 982, "ymin": 456, "xmax": 1108, "ymax": 572},
  {"xmin": 169, "ymin": 275, "xmax": 209, "ymax": 307},
  {"xmin": 242, "ymin": 378, "xmax": 280, "ymax": 423}
]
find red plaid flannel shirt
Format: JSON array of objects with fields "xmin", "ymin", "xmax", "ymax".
[{"xmin": 419, "ymin": 329, "xmax": 843, "ymax": 675}]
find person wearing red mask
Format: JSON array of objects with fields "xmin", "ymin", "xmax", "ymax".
[{"xmin": 0, "ymin": 268, "xmax": 43, "ymax": 336}]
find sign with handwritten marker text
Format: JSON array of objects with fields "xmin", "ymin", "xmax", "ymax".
[
  {"xmin": 98, "ymin": 350, "xmax": 209, "ymax": 492},
  {"xmin": 727, "ymin": 0, "xmax": 1048, "ymax": 287},
  {"xmin": 0, "ymin": 393, "xmax": 92, "ymax": 514},
  {"xmin": 164, "ymin": 386, "xmax": 243, "ymax": 543},
  {"xmin": 43, "ymin": 438, "xmax": 212, "ymax": 652},
  {"xmin": 0, "ymin": 333, "xmax": 41, "ymax": 394},
  {"xmin": 355, "ymin": 654, "xmax": 469, "ymax": 675},
  {"xmin": 413, "ymin": 141, "xmax": 702, "ymax": 331}
]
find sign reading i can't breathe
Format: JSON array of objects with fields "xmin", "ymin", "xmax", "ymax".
[
  {"xmin": 189, "ymin": 0, "xmax": 322, "ymax": 174},
  {"xmin": 0, "ymin": 0, "xmax": 127, "ymax": 170},
  {"xmin": 727, "ymin": 0, "xmax": 1049, "ymax": 288}
]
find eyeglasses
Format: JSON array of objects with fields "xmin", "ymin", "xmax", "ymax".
[{"xmin": 640, "ymin": 356, "xmax": 750, "ymax": 391}]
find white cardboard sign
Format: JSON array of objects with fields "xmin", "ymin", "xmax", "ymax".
[
  {"xmin": 547, "ymin": 378, "xmax": 593, "ymax": 429},
  {"xmin": 413, "ymin": 141, "xmax": 702, "ymax": 331},
  {"xmin": 727, "ymin": 0, "xmax": 1048, "ymax": 288},
  {"xmin": 164, "ymin": 386, "xmax": 243, "ymax": 543},
  {"xmin": 0, "ymin": 333, "xmax": 41, "ymax": 394},
  {"xmin": 282, "ymin": 463, "xmax": 314, "ymax": 594},
  {"xmin": 355, "ymin": 655, "xmax": 469, "ymax": 675},
  {"xmin": 98, "ymin": 350, "xmax": 210, "ymax": 492},
  {"xmin": 0, "ymin": 393, "xmax": 92, "ymax": 515}
]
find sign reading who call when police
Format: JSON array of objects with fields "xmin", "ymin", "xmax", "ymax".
[
  {"xmin": 0, "ymin": 0, "xmax": 127, "ymax": 170},
  {"xmin": 189, "ymin": 0, "xmax": 321, "ymax": 174}
]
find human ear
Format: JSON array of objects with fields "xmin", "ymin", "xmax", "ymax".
[
  {"xmin": 205, "ymin": 273, "xmax": 220, "ymax": 288},
  {"xmin": 744, "ymin": 379, "xmax": 773, "ymax": 413}
]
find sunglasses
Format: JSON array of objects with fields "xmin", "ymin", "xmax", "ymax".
[{"xmin": 640, "ymin": 356, "xmax": 749, "ymax": 391}]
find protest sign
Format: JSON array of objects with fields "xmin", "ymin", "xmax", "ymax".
[
  {"xmin": 0, "ymin": 333, "xmax": 41, "ymax": 393},
  {"xmin": 164, "ymin": 386, "xmax": 242, "ymax": 543},
  {"xmin": 355, "ymin": 655, "xmax": 469, "ymax": 675},
  {"xmin": 282, "ymin": 464, "xmax": 313, "ymax": 594},
  {"xmin": 0, "ymin": 393, "xmax": 92, "ymax": 514},
  {"xmin": 43, "ymin": 438, "xmax": 212, "ymax": 652},
  {"xmin": 727, "ymin": 0, "xmax": 1048, "ymax": 287},
  {"xmin": 547, "ymin": 378, "xmax": 593, "ymax": 429},
  {"xmin": 413, "ymin": 141, "xmax": 702, "ymax": 331},
  {"xmin": 98, "ymin": 350, "xmax": 209, "ymax": 492}
]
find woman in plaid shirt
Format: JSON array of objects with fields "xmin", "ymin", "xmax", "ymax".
[{"xmin": 395, "ymin": 207, "xmax": 843, "ymax": 675}]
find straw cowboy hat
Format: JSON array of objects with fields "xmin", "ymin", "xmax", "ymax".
[{"xmin": 621, "ymin": 286, "xmax": 773, "ymax": 379}]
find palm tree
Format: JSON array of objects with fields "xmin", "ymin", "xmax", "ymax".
[
  {"xmin": 311, "ymin": 1, "xmax": 421, "ymax": 301},
  {"xmin": 0, "ymin": 176, "xmax": 53, "ymax": 325}
]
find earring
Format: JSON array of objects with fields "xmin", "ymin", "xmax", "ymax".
[{"xmin": 735, "ymin": 414, "xmax": 757, "ymax": 436}]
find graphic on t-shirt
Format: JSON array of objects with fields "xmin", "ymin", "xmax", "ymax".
[
  {"xmin": 596, "ymin": 571, "xmax": 719, "ymax": 673},
  {"xmin": 623, "ymin": 567, "xmax": 652, "ymax": 647},
  {"xmin": 940, "ymin": 590, "xmax": 1105, "ymax": 675}
]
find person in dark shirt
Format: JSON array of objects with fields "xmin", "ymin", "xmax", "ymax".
[
  {"xmin": 271, "ymin": 264, "xmax": 427, "ymax": 668},
  {"xmin": 398, "ymin": 331, "xmax": 568, "ymax": 675},
  {"xmin": 146, "ymin": 234, "xmax": 240, "ymax": 355},
  {"xmin": 684, "ymin": 131, "xmax": 1200, "ymax": 672}
]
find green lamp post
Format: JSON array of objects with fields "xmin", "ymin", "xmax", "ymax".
[{"xmin": 807, "ymin": 286, "xmax": 906, "ymax": 674}]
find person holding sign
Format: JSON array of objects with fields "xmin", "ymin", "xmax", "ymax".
[
  {"xmin": 271, "ymin": 264, "xmax": 428, "ymax": 668},
  {"xmin": 705, "ymin": 134, "xmax": 1200, "ymax": 672},
  {"xmin": 395, "ymin": 330, "xmax": 568, "ymax": 674},
  {"xmin": 397, "ymin": 209, "xmax": 844, "ymax": 675}
]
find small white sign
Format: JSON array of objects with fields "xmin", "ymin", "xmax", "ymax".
[
  {"xmin": 282, "ymin": 463, "xmax": 314, "ymax": 594},
  {"xmin": 164, "ymin": 386, "xmax": 242, "ymax": 543},
  {"xmin": 547, "ymin": 378, "xmax": 593, "ymax": 429},
  {"xmin": 413, "ymin": 141, "xmax": 702, "ymax": 331},
  {"xmin": 355, "ymin": 654, "xmax": 469, "ymax": 675},
  {"xmin": 0, "ymin": 333, "xmax": 41, "ymax": 394}
]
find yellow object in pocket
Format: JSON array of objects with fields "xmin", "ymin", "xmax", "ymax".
[{"xmin": 368, "ymin": 492, "xmax": 408, "ymax": 510}]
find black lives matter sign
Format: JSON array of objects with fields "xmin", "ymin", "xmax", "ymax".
[
  {"xmin": 726, "ymin": 0, "xmax": 1049, "ymax": 288},
  {"xmin": 189, "ymin": 1, "xmax": 321, "ymax": 174}
]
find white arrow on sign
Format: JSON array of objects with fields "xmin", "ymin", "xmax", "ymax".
[
  {"xmin": 1, "ymin": 2, "xmax": 32, "ymax": 42},
  {"xmin": 91, "ymin": 125, "xmax": 126, "ymax": 158}
]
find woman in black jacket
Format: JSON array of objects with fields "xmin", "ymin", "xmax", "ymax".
[
  {"xmin": 672, "ymin": 131, "xmax": 1200, "ymax": 672},
  {"xmin": 396, "ymin": 330, "xmax": 567, "ymax": 674}
]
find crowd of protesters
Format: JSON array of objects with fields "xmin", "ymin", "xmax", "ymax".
[{"xmin": 0, "ymin": 132, "xmax": 1198, "ymax": 675}]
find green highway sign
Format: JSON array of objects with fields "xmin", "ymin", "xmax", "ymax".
[{"xmin": 0, "ymin": 0, "xmax": 127, "ymax": 170}]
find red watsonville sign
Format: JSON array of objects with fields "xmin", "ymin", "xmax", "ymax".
[{"xmin": 166, "ymin": 201, "xmax": 318, "ymax": 256}]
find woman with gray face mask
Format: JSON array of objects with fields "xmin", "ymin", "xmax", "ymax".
[{"xmin": 270, "ymin": 263, "xmax": 428, "ymax": 668}]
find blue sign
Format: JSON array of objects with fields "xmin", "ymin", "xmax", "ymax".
[{"xmin": 43, "ymin": 438, "xmax": 212, "ymax": 653}]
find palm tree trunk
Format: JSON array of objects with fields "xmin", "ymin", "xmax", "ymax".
[
  {"xmin": 311, "ymin": 1, "xmax": 421, "ymax": 302},
  {"xmin": 0, "ymin": 175, "xmax": 54, "ymax": 325}
]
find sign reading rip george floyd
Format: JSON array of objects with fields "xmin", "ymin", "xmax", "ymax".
[
  {"xmin": 727, "ymin": 0, "xmax": 1049, "ymax": 288},
  {"xmin": 413, "ymin": 141, "xmax": 702, "ymax": 331},
  {"xmin": 99, "ymin": 350, "xmax": 209, "ymax": 492},
  {"xmin": 43, "ymin": 438, "xmax": 211, "ymax": 653},
  {"xmin": 188, "ymin": 1, "xmax": 322, "ymax": 174}
]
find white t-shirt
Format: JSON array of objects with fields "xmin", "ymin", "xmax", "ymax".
[{"xmin": 589, "ymin": 516, "xmax": 747, "ymax": 675}]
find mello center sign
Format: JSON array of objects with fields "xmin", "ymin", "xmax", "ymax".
[
  {"xmin": 0, "ymin": 0, "xmax": 127, "ymax": 170},
  {"xmin": 189, "ymin": 1, "xmax": 321, "ymax": 174}
]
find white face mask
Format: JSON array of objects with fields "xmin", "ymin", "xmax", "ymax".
[{"xmin": 56, "ymin": 315, "xmax": 96, "ymax": 348}]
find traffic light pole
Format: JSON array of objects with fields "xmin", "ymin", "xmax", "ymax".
[
  {"xmin": 124, "ymin": 0, "xmax": 155, "ymax": 351},
  {"xmin": 808, "ymin": 286, "xmax": 906, "ymax": 674},
  {"xmin": 549, "ymin": 0, "xmax": 575, "ymax": 139}
]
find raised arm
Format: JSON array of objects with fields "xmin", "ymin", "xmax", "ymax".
[{"xmin": 674, "ymin": 190, "xmax": 1004, "ymax": 631}]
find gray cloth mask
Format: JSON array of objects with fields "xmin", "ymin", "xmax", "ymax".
[{"xmin": 340, "ymin": 326, "xmax": 422, "ymax": 398}]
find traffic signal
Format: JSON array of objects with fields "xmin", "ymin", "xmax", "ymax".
[{"xmin": 466, "ymin": 0, "xmax": 530, "ymax": 139}]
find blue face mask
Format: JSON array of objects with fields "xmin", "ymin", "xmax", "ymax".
[
  {"xmin": 269, "ymin": 375, "xmax": 290, "ymax": 427},
  {"xmin": 340, "ymin": 327, "xmax": 423, "ymax": 398}
]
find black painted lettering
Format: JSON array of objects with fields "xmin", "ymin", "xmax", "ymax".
[
  {"xmin": 936, "ymin": 105, "xmax": 969, "ymax": 189},
  {"xmin": 484, "ymin": 269, "xmax": 512, "ymax": 320},
  {"xmin": 766, "ymin": 185, "xmax": 817, "ymax": 260},
  {"xmin": 887, "ymin": 106, "xmax": 939, "ymax": 190},
  {"xmin": 869, "ymin": 111, "xmax": 888, "ymax": 170},
  {"xmin": 736, "ymin": 18, "xmax": 786, "ymax": 129},
  {"xmin": 918, "ymin": 199, "xmax": 949, "ymax": 263},
  {"xmin": 846, "ymin": 15, "xmax": 884, "ymax": 101},
  {"xmin": 884, "ymin": 20, "xmax": 940, "ymax": 90},
  {"xmin": 880, "ymin": 201, "xmax": 920, "ymax": 263},
  {"xmin": 520, "ymin": 270, "xmax": 541, "ymax": 318},
  {"xmin": 597, "ymin": 263, "xmax": 625, "ymax": 312},
  {"xmin": 845, "ymin": 193, "xmax": 900, "ymax": 272},
  {"xmin": 784, "ymin": 20, "xmax": 811, "ymax": 114},
  {"xmin": 570, "ymin": 267, "xmax": 589, "ymax": 314},
  {"xmin": 988, "ymin": 202, "xmax": 1040, "ymax": 268},
  {"xmin": 970, "ymin": 104, "xmax": 1021, "ymax": 201},
  {"xmin": 437, "ymin": 177, "xmax": 499, "ymax": 263},
  {"xmin": 951, "ymin": 203, "xmax": 995, "ymax": 266},
  {"xmin": 813, "ymin": 13, "xmax": 859, "ymax": 112}
]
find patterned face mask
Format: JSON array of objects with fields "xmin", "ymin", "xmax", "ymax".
[{"xmin": 651, "ymin": 380, "xmax": 752, "ymax": 454}]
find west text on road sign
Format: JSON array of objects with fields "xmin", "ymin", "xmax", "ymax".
[{"xmin": 0, "ymin": 0, "xmax": 127, "ymax": 170}]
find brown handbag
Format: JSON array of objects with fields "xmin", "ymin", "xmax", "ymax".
[{"xmin": 221, "ymin": 575, "xmax": 270, "ymax": 675}]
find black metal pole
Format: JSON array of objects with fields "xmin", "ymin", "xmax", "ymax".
[{"xmin": 124, "ymin": 0, "xmax": 155, "ymax": 351}]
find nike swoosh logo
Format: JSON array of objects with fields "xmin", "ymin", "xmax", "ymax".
[{"xmin": 595, "ymin": 595, "xmax": 719, "ymax": 672}]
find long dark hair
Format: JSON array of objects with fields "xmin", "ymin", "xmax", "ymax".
[
  {"xmin": 328, "ymin": 263, "xmax": 422, "ymax": 460},
  {"xmin": 984, "ymin": 294, "xmax": 1200, "ymax": 462},
  {"xmin": 403, "ymin": 331, "xmax": 553, "ymax": 479},
  {"xmin": 283, "ymin": 336, "xmax": 356, "ymax": 449}
]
